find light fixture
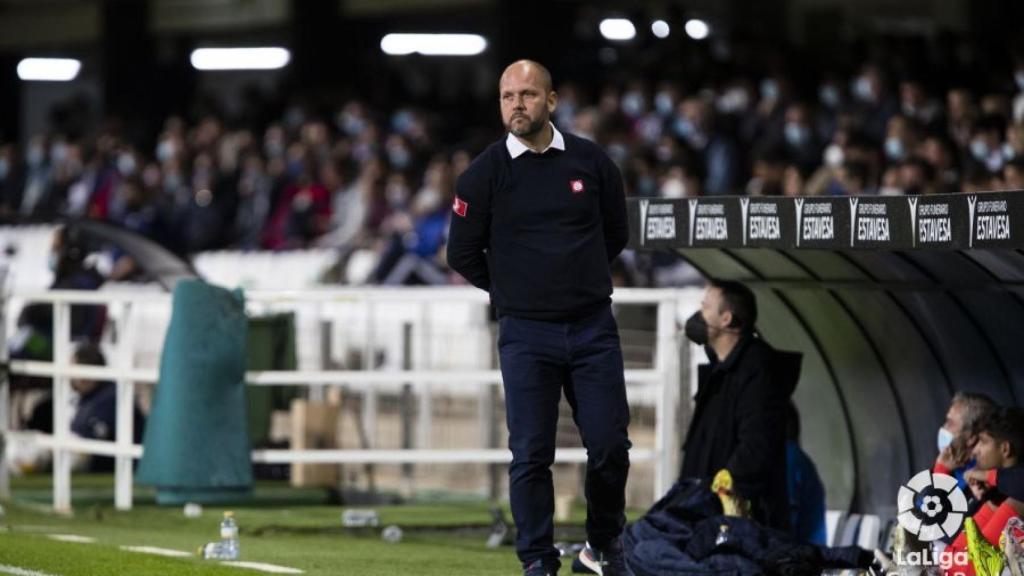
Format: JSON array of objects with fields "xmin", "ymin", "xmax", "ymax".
[
  {"xmin": 189, "ymin": 47, "xmax": 291, "ymax": 71},
  {"xmin": 599, "ymin": 18, "xmax": 636, "ymax": 42},
  {"xmin": 685, "ymin": 19, "xmax": 710, "ymax": 40},
  {"xmin": 17, "ymin": 58, "xmax": 81, "ymax": 82},
  {"xmin": 651, "ymin": 20, "xmax": 671, "ymax": 39},
  {"xmin": 380, "ymin": 34, "xmax": 488, "ymax": 56}
]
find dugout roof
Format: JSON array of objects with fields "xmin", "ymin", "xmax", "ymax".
[{"xmin": 628, "ymin": 191, "xmax": 1024, "ymax": 515}]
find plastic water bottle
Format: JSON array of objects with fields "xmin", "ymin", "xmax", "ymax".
[
  {"xmin": 220, "ymin": 511, "xmax": 239, "ymax": 560},
  {"xmin": 342, "ymin": 509, "xmax": 380, "ymax": 527},
  {"xmin": 183, "ymin": 502, "xmax": 203, "ymax": 518},
  {"xmin": 200, "ymin": 542, "xmax": 227, "ymax": 559},
  {"xmin": 381, "ymin": 525, "xmax": 403, "ymax": 543}
]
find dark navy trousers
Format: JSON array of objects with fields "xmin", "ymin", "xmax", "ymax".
[{"xmin": 498, "ymin": 304, "xmax": 631, "ymax": 567}]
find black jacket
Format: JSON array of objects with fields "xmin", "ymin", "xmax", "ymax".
[
  {"xmin": 680, "ymin": 335, "xmax": 802, "ymax": 531},
  {"xmin": 621, "ymin": 479, "xmax": 870, "ymax": 576}
]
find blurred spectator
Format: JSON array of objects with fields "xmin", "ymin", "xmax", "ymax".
[
  {"xmin": 780, "ymin": 103, "xmax": 821, "ymax": 173},
  {"xmin": 10, "ymin": 225, "xmax": 105, "ymax": 368},
  {"xmin": 3, "ymin": 35, "xmax": 1024, "ymax": 289},
  {"xmin": 1004, "ymin": 159, "xmax": 1024, "ymax": 191},
  {"xmin": 746, "ymin": 147, "xmax": 787, "ymax": 196},
  {"xmin": 934, "ymin": 392, "xmax": 998, "ymax": 495},
  {"xmin": 25, "ymin": 342, "xmax": 147, "ymax": 472},
  {"xmin": 674, "ymin": 97, "xmax": 740, "ymax": 195},
  {"xmin": 944, "ymin": 407, "xmax": 1024, "ymax": 575}
]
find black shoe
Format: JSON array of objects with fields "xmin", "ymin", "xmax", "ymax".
[
  {"xmin": 523, "ymin": 558, "xmax": 560, "ymax": 576},
  {"xmin": 577, "ymin": 539, "xmax": 631, "ymax": 576}
]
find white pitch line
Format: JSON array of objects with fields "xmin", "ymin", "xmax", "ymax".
[
  {"xmin": 119, "ymin": 545, "xmax": 193, "ymax": 558},
  {"xmin": 0, "ymin": 565, "xmax": 61, "ymax": 576},
  {"xmin": 221, "ymin": 561, "xmax": 304, "ymax": 574},
  {"xmin": 46, "ymin": 534, "xmax": 96, "ymax": 544}
]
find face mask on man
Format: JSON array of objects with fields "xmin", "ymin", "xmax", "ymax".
[
  {"xmin": 970, "ymin": 138, "xmax": 991, "ymax": 162},
  {"xmin": 784, "ymin": 123, "xmax": 810, "ymax": 148},
  {"xmin": 654, "ymin": 92, "xmax": 674, "ymax": 116},
  {"xmin": 823, "ymin": 144, "xmax": 844, "ymax": 168},
  {"xmin": 852, "ymin": 76, "xmax": 874, "ymax": 103},
  {"xmin": 684, "ymin": 311, "xmax": 708, "ymax": 345},
  {"xmin": 819, "ymin": 85, "xmax": 840, "ymax": 109},
  {"xmin": 937, "ymin": 427, "xmax": 954, "ymax": 453},
  {"xmin": 621, "ymin": 92, "xmax": 645, "ymax": 118},
  {"xmin": 884, "ymin": 137, "xmax": 906, "ymax": 161}
]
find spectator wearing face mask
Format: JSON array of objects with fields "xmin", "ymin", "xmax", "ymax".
[
  {"xmin": 899, "ymin": 78, "xmax": 943, "ymax": 130},
  {"xmin": 850, "ymin": 64, "xmax": 899, "ymax": 143},
  {"xmin": 883, "ymin": 115, "xmax": 922, "ymax": 167},
  {"xmin": 968, "ymin": 114, "xmax": 1008, "ymax": 175},
  {"xmin": 933, "ymin": 392, "xmax": 998, "ymax": 497},
  {"xmin": 778, "ymin": 103, "xmax": 821, "ymax": 174},
  {"xmin": 679, "ymin": 279, "xmax": 801, "ymax": 531},
  {"xmin": 1013, "ymin": 56, "xmax": 1024, "ymax": 124},
  {"xmin": 9, "ymin": 225, "xmax": 106, "ymax": 389},
  {"xmin": 673, "ymin": 98, "xmax": 741, "ymax": 195},
  {"xmin": 942, "ymin": 407, "xmax": 1024, "ymax": 576}
]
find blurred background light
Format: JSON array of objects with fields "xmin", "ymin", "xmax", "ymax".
[
  {"xmin": 17, "ymin": 58, "xmax": 81, "ymax": 81},
  {"xmin": 599, "ymin": 18, "xmax": 636, "ymax": 41},
  {"xmin": 379, "ymin": 34, "xmax": 487, "ymax": 56},
  {"xmin": 685, "ymin": 19, "xmax": 710, "ymax": 40},
  {"xmin": 189, "ymin": 47, "xmax": 291, "ymax": 70},
  {"xmin": 651, "ymin": 20, "xmax": 671, "ymax": 39}
]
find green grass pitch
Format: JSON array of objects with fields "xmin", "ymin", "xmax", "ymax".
[{"xmin": 0, "ymin": 475, "xmax": 613, "ymax": 576}]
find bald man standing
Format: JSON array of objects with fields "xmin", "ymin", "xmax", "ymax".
[{"xmin": 448, "ymin": 61, "xmax": 631, "ymax": 576}]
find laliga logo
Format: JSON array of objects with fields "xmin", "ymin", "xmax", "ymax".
[{"xmin": 896, "ymin": 470, "xmax": 968, "ymax": 541}]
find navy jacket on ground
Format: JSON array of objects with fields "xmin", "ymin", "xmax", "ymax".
[{"xmin": 621, "ymin": 479, "xmax": 870, "ymax": 576}]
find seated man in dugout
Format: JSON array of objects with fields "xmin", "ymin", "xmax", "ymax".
[
  {"xmin": 943, "ymin": 407, "xmax": 1024, "ymax": 576},
  {"xmin": 933, "ymin": 392, "xmax": 998, "ymax": 506}
]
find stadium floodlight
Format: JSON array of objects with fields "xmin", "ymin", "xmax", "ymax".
[
  {"xmin": 651, "ymin": 20, "xmax": 671, "ymax": 39},
  {"xmin": 17, "ymin": 58, "xmax": 81, "ymax": 81},
  {"xmin": 685, "ymin": 19, "xmax": 710, "ymax": 40},
  {"xmin": 189, "ymin": 47, "xmax": 291, "ymax": 71},
  {"xmin": 380, "ymin": 34, "xmax": 488, "ymax": 56},
  {"xmin": 599, "ymin": 18, "xmax": 636, "ymax": 41}
]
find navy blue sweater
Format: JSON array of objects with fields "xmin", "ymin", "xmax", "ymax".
[{"xmin": 447, "ymin": 132, "xmax": 628, "ymax": 321}]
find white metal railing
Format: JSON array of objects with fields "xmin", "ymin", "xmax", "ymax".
[{"xmin": 0, "ymin": 287, "xmax": 691, "ymax": 512}]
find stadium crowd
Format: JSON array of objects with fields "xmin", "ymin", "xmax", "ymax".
[{"xmin": 1, "ymin": 42, "xmax": 1024, "ymax": 285}]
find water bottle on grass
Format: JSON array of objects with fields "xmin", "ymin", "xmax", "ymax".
[{"xmin": 220, "ymin": 511, "xmax": 239, "ymax": 560}]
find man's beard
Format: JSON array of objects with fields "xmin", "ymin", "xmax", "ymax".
[{"xmin": 508, "ymin": 114, "xmax": 546, "ymax": 137}]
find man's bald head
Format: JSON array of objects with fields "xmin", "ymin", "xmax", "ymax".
[{"xmin": 500, "ymin": 60, "xmax": 553, "ymax": 94}]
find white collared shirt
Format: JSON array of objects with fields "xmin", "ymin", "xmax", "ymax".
[{"xmin": 505, "ymin": 122, "xmax": 566, "ymax": 158}]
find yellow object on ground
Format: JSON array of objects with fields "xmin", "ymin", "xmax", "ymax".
[
  {"xmin": 711, "ymin": 469, "xmax": 750, "ymax": 517},
  {"xmin": 966, "ymin": 517, "xmax": 1005, "ymax": 576}
]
